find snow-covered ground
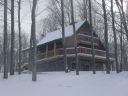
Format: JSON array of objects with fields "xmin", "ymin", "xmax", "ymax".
[{"xmin": 0, "ymin": 71, "xmax": 128, "ymax": 96}]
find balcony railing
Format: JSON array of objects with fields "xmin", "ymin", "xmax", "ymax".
[{"xmin": 77, "ymin": 34, "xmax": 99, "ymax": 45}]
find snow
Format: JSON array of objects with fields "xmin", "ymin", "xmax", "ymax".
[
  {"xmin": 0, "ymin": 71, "xmax": 128, "ymax": 96},
  {"xmin": 37, "ymin": 20, "xmax": 85, "ymax": 45}
]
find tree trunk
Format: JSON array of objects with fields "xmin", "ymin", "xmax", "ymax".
[
  {"xmin": 83, "ymin": 0, "xmax": 88, "ymax": 20},
  {"xmin": 111, "ymin": 0, "xmax": 119, "ymax": 73},
  {"xmin": 88, "ymin": 0, "xmax": 96, "ymax": 74},
  {"xmin": 31, "ymin": 0, "xmax": 37, "ymax": 81},
  {"xmin": 71, "ymin": 0, "xmax": 79, "ymax": 75},
  {"xmin": 120, "ymin": 17, "xmax": 123, "ymax": 72},
  {"xmin": 29, "ymin": 37, "xmax": 32, "ymax": 70},
  {"xmin": 18, "ymin": 0, "xmax": 22, "ymax": 75},
  {"xmin": 10, "ymin": 0, "xmax": 15, "ymax": 75},
  {"xmin": 102, "ymin": 0, "xmax": 110, "ymax": 74},
  {"xmin": 61, "ymin": 0, "xmax": 68, "ymax": 73},
  {"xmin": 122, "ymin": 34, "xmax": 125, "ymax": 71},
  {"xmin": 3, "ymin": 0, "xmax": 8, "ymax": 79}
]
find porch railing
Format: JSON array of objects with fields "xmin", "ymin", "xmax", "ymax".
[
  {"xmin": 37, "ymin": 47, "xmax": 114, "ymax": 60},
  {"xmin": 23, "ymin": 47, "xmax": 114, "ymax": 63}
]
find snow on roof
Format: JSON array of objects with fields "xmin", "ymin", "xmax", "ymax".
[
  {"xmin": 37, "ymin": 20, "xmax": 86, "ymax": 45},
  {"xmin": 22, "ymin": 20, "xmax": 86, "ymax": 52}
]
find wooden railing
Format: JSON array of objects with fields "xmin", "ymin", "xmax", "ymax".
[
  {"xmin": 37, "ymin": 47, "xmax": 114, "ymax": 60},
  {"xmin": 77, "ymin": 34, "xmax": 99, "ymax": 45},
  {"xmin": 23, "ymin": 47, "xmax": 115, "ymax": 64}
]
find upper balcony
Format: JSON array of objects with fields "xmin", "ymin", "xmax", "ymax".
[{"xmin": 77, "ymin": 34, "xmax": 99, "ymax": 46}]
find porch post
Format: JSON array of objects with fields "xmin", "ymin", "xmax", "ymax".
[
  {"xmin": 111, "ymin": 61, "xmax": 115, "ymax": 71},
  {"xmin": 46, "ymin": 44, "xmax": 48, "ymax": 58},
  {"xmin": 54, "ymin": 42, "xmax": 56, "ymax": 56}
]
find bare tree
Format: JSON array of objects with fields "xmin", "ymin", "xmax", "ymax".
[
  {"xmin": 61, "ymin": 0, "xmax": 68, "ymax": 73},
  {"xmin": 64, "ymin": 0, "xmax": 72, "ymax": 24},
  {"xmin": 3, "ymin": 0, "xmax": 8, "ymax": 79},
  {"xmin": 38, "ymin": 0, "xmax": 74, "ymax": 35},
  {"xmin": 30, "ymin": 0, "xmax": 37, "ymax": 81},
  {"xmin": 126, "ymin": 1, "xmax": 128, "ymax": 23},
  {"xmin": 111, "ymin": 0, "xmax": 119, "ymax": 73},
  {"xmin": 18, "ymin": 0, "xmax": 21, "ymax": 75},
  {"xmin": 77, "ymin": 0, "xmax": 88, "ymax": 20},
  {"xmin": 89, "ymin": 0, "xmax": 96, "ymax": 74},
  {"xmin": 115, "ymin": 0, "xmax": 128, "ymax": 40},
  {"xmin": 10, "ymin": 0, "xmax": 15, "ymax": 75},
  {"xmin": 83, "ymin": 0, "xmax": 87, "ymax": 20},
  {"xmin": 71, "ymin": 0, "xmax": 79, "ymax": 75},
  {"xmin": 120, "ymin": 16, "xmax": 123, "ymax": 71},
  {"xmin": 102, "ymin": 0, "xmax": 110, "ymax": 74}
]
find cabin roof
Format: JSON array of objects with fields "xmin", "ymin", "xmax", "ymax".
[
  {"xmin": 37, "ymin": 20, "xmax": 86, "ymax": 46},
  {"xmin": 22, "ymin": 20, "xmax": 87, "ymax": 52}
]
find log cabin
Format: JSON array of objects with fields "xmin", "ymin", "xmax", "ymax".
[{"xmin": 22, "ymin": 20, "xmax": 115, "ymax": 72}]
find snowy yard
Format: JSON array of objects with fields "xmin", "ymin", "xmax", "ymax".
[{"xmin": 0, "ymin": 71, "xmax": 128, "ymax": 96}]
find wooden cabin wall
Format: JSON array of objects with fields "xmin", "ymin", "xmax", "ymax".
[
  {"xmin": 78, "ymin": 23, "xmax": 91, "ymax": 35},
  {"xmin": 38, "ymin": 45, "xmax": 46, "ymax": 53},
  {"xmin": 65, "ymin": 23, "xmax": 92, "ymax": 48},
  {"xmin": 56, "ymin": 40, "xmax": 63, "ymax": 48},
  {"xmin": 35, "ymin": 57, "xmax": 105, "ymax": 72},
  {"xmin": 65, "ymin": 36, "xmax": 75, "ymax": 48}
]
